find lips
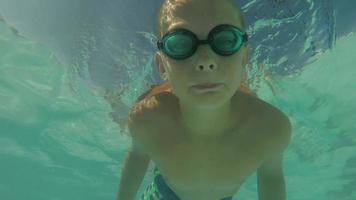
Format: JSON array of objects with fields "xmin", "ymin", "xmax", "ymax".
[{"xmin": 193, "ymin": 83, "xmax": 222, "ymax": 89}]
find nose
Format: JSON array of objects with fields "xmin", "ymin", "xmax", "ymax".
[
  {"xmin": 195, "ymin": 63, "xmax": 216, "ymax": 71},
  {"xmin": 195, "ymin": 46, "xmax": 217, "ymax": 72}
]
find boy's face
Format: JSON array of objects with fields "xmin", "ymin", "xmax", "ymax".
[{"xmin": 155, "ymin": 0, "xmax": 249, "ymax": 109}]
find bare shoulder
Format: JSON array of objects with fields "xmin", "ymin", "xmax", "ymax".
[
  {"xmin": 128, "ymin": 89, "xmax": 177, "ymax": 137},
  {"xmin": 126, "ymin": 93, "xmax": 165, "ymax": 155},
  {"xmin": 246, "ymin": 94, "xmax": 291, "ymax": 150},
  {"xmin": 241, "ymin": 91, "xmax": 289, "ymax": 127},
  {"xmin": 132, "ymin": 90, "xmax": 177, "ymax": 118},
  {"xmin": 257, "ymin": 98, "xmax": 291, "ymax": 136}
]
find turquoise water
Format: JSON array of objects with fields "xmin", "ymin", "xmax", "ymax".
[{"xmin": 1, "ymin": 3, "xmax": 356, "ymax": 200}]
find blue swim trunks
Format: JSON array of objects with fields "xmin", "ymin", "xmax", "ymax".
[{"xmin": 140, "ymin": 166, "xmax": 233, "ymax": 200}]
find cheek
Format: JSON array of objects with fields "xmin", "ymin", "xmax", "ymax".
[
  {"xmin": 224, "ymin": 57, "xmax": 242, "ymax": 75},
  {"xmin": 166, "ymin": 67, "xmax": 188, "ymax": 92},
  {"xmin": 227, "ymin": 70, "xmax": 242, "ymax": 86},
  {"xmin": 224, "ymin": 63, "xmax": 244, "ymax": 88},
  {"xmin": 169, "ymin": 62, "xmax": 191, "ymax": 82}
]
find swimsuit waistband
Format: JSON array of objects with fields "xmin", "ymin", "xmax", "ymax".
[{"xmin": 152, "ymin": 166, "xmax": 233, "ymax": 200}]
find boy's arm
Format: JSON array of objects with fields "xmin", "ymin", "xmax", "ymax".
[
  {"xmin": 117, "ymin": 107, "xmax": 151, "ymax": 200},
  {"xmin": 257, "ymin": 152, "xmax": 286, "ymax": 200},
  {"xmin": 116, "ymin": 142, "xmax": 150, "ymax": 200},
  {"xmin": 257, "ymin": 114, "xmax": 291, "ymax": 200}
]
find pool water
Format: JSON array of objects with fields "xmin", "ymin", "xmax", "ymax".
[{"xmin": 0, "ymin": 1, "xmax": 355, "ymax": 200}]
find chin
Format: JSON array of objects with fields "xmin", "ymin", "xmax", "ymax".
[
  {"xmin": 183, "ymin": 92, "xmax": 232, "ymax": 109},
  {"xmin": 194, "ymin": 102, "xmax": 229, "ymax": 110}
]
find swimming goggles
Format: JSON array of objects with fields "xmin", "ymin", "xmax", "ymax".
[{"xmin": 157, "ymin": 24, "xmax": 248, "ymax": 60}]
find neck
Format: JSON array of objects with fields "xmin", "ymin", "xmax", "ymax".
[{"xmin": 177, "ymin": 98, "xmax": 236, "ymax": 139}]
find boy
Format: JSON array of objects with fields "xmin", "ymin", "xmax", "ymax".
[{"xmin": 117, "ymin": 0, "xmax": 292, "ymax": 199}]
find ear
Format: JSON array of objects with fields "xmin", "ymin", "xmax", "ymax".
[
  {"xmin": 242, "ymin": 43, "xmax": 250, "ymax": 68},
  {"xmin": 240, "ymin": 44, "xmax": 250, "ymax": 82},
  {"xmin": 155, "ymin": 51, "xmax": 168, "ymax": 81}
]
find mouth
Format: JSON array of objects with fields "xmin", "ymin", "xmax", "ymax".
[
  {"xmin": 192, "ymin": 83, "xmax": 222, "ymax": 89},
  {"xmin": 192, "ymin": 83, "xmax": 224, "ymax": 92}
]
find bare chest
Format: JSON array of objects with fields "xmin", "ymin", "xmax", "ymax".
[
  {"xmin": 136, "ymin": 91, "xmax": 276, "ymax": 199},
  {"xmin": 142, "ymin": 119, "xmax": 269, "ymax": 200}
]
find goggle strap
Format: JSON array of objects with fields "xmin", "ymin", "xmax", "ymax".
[
  {"xmin": 242, "ymin": 33, "xmax": 248, "ymax": 42},
  {"xmin": 157, "ymin": 40, "xmax": 163, "ymax": 50}
]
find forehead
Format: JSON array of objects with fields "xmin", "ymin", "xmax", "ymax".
[{"xmin": 165, "ymin": 1, "xmax": 242, "ymax": 37}]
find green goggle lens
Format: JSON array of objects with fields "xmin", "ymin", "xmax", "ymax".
[
  {"xmin": 212, "ymin": 30, "xmax": 242, "ymax": 53},
  {"xmin": 157, "ymin": 24, "xmax": 248, "ymax": 60},
  {"xmin": 165, "ymin": 34, "xmax": 195, "ymax": 57}
]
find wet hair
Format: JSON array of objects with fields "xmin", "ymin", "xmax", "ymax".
[{"xmin": 156, "ymin": 0, "xmax": 246, "ymax": 39}]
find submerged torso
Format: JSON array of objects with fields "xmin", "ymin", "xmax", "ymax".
[{"xmin": 135, "ymin": 88, "xmax": 281, "ymax": 200}]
